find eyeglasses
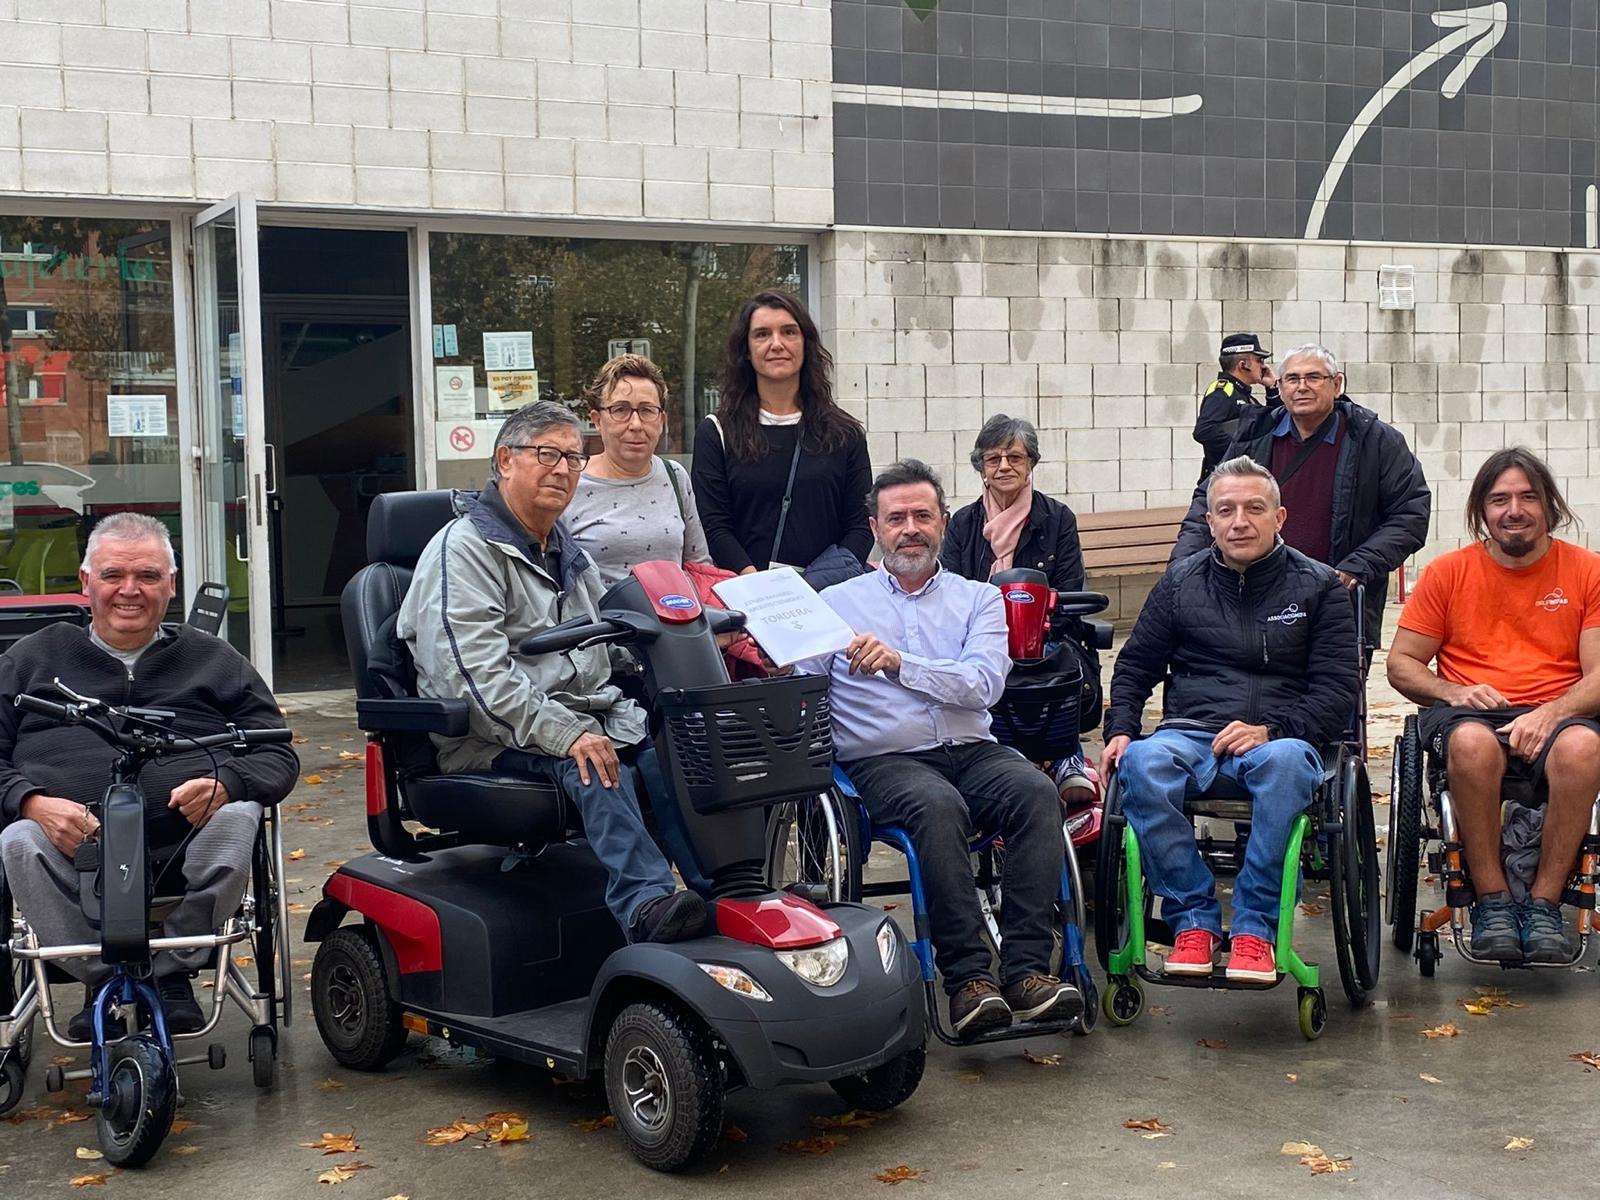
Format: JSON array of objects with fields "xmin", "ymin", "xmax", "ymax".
[
  {"xmin": 598, "ymin": 403, "xmax": 663, "ymax": 423},
  {"xmin": 1281, "ymin": 372, "xmax": 1336, "ymax": 386},
  {"xmin": 981, "ymin": 452, "xmax": 1031, "ymax": 469},
  {"xmin": 508, "ymin": 444, "xmax": 591, "ymax": 470}
]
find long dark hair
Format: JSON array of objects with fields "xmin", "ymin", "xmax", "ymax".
[
  {"xmin": 1465, "ymin": 446, "xmax": 1576, "ymax": 541},
  {"xmin": 716, "ymin": 289, "xmax": 862, "ymax": 463}
]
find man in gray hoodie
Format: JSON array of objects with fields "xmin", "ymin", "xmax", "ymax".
[{"xmin": 399, "ymin": 400, "xmax": 705, "ymax": 944}]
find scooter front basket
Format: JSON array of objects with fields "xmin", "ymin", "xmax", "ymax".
[{"xmin": 657, "ymin": 675, "xmax": 834, "ymax": 815}]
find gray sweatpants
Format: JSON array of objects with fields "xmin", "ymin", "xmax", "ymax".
[{"xmin": 0, "ymin": 803, "xmax": 262, "ymax": 984}]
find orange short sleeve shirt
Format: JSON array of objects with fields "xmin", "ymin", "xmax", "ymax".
[{"xmin": 1398, "ymin": 539, "xmax": 1600, "ymax": 706}]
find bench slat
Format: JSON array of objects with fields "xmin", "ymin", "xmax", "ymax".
[
  {"xmin": 1083, "ymin": 545, "xmax": 1173, "ymax": 569},
  {"xmin": 1080, "ymin": 524, "xmax": 1184, "ymax": 550},
  {"xmin": 1076, "ymin": 505, "xmax": 1189, "ymax": 532}
]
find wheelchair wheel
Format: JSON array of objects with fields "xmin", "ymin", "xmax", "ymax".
[
  {"xmin": 1092, "ymin": 776, "xmax": 1130, "ymax": 974},
  {"xmin": 0, "ymin": 887, "xmax": 30, "ymax": 1092},
  {"xmin": 764, "ymin": 789, "xmax": 862, "ymax": 904},
  {"xmin": 99, "ymin": 1034, "xmax": 178, "ymax": 1168},
  {"xmin": 311, "ymin": 926, "xmax": 408, "ymax": 1071},
  {"xmin": 250, "ymin": 818, "xmax": 281, "ymax": 1027},
  {"xmin": 0, "ymin": 1053, "xmax": 23, "ymax": 1115},
  {"xmin": 1326, "ymin": 755, "xmax": 1380, "ymax": 1005},
  {"xmin": 1387, "ymin": 717, "xmax": 1424, "ymax": 954}
]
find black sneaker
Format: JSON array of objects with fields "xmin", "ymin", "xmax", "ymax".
[
  {"xmin": 1469, "ymin": 892, "xmax": 1522, "ymax": 962},
  {"xmin": 949, "ymin": 978, "xmax": 1011, "ymax": 1040},
  {"xmin": 157, "ymin": 973, "xmax": 206, "ymax": 1035},
  {"xmin": 65, "ymin": 993, "xmax": 126, "ymax": 1043},
  {"xmin": 629, "ymin": 891, "xmax": 709, "ymax": 944},
  {"xmin": 1001, "ymin": 974, "xmax": 1085, "ymax": 1024},
  {"xmin": 1519, "ymin": 899, "xmax": 1573, "ymax": 965}
]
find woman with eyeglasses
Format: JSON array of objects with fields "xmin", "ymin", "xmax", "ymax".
[
  {"xmin": 564, "ymin": 354, "xmax": 714, "ymax": 589},
  {"xmin": 690, "ymin": 290, "xmax": 871, "ymax": 589},
  {"xmin": 943, "ymin": 414, "xmax": 1096, "ymax": 808}
]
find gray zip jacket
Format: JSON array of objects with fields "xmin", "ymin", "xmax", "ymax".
[{"xmin": 398, "ymin": 485, "xmax": 647, "ymax": 773}]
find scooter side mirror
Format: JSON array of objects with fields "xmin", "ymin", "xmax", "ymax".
[{"xmin": 706, "ymin": 608, "xmax": 746, "ymax": 636}]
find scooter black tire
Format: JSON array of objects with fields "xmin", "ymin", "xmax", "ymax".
[
  {"xmin": 98, "ymin": 1035, "xmax": 177, "ymax": 1168},
  {"xmin": 827, "ymin": 1040, "xmax": 926, "ymax": 1112},
  {"xmin": 311, "ymin": 927, "xmax": 408, "ymax": 1071},
  {"xmin": 604, "ymin": 1001, "xmax": 724, "ymax": 1173}
]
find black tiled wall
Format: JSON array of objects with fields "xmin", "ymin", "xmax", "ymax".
[{"xmin": 834, "ymin": 0, "xmax": 1600, "ymax": 245}]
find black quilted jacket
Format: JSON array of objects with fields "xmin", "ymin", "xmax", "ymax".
[{"xmin": 1104, "ymin": 542, "xmax": 1359, "ymax": 746}]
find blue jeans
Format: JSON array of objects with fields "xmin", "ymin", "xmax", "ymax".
[
  {"xmin": 491, "ymin": 743, "xmax": 680, "ymax": 930},
  {"xmin": 1118, "ymin": 729, "xmax": 1323, "ymax": 942}
]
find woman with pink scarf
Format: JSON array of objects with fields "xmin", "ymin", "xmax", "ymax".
[{"xmin": 941, "ymin": 414, "xmax": 1095, "ymax": 805}]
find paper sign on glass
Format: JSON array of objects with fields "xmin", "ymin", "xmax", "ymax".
[
  {"xmin": 710, "ymin": 568, "xmax": 855, "ymax": 668},
  {"xmin": 483, "ymin": 330, "xmax": 535, "ymax": 372},
  {"xmin": 435, "ymin": 365, "xmax": 475, "ymax": 420}
]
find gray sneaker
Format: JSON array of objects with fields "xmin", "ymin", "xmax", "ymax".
[
  {"xmin": 1519, "ymin": 899, "xmax": 1573, "ymax": 965},
  {"xmin": 1469, "ymin": 892, "xmax": 1522, "ymax": 962}
]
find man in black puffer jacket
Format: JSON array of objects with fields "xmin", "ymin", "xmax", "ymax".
[
  {"xmin": 0, "ymin": 513, "xmax": 298, "ymax": 1039},
  {"xmin": 1102, "ymin": 457, "xmax": 1359, "ymax": 984},
  {"xmin": 1171, "ymin": 343, "xmax": 1429, "ymax": 643}
]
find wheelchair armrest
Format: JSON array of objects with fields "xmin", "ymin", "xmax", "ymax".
[
  {"xmin": 356, "ymin": 697, "xmax": 470, "ymax": 737},
  {"xmin": 1086, "ymin": 618, "xmax": 1114, "ymax": 650}
]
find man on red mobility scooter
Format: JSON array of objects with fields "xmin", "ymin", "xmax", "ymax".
[{"xmin": 399, "ymin": 400, "xmax": 705, "ymax": 944}]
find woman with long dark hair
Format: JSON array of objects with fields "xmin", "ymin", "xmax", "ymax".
[{"xmin": 690, "ymin": 290, "xmax": 871, "ymax": 586}]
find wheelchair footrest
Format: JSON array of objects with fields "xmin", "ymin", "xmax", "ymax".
[{"xmin": 1131, "ymin": 963, "xmax": 1286, "ymax": 992}]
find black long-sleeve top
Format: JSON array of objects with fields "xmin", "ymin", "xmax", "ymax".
[
  {"xmin": 0, "ymin": 623, "xmax": 299, "ymax": 848},
  {"xmin": 690, "ymin": 417, "xmax": 873, "ymax": 573}
]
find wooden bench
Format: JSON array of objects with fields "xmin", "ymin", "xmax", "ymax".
[{"xmin": 1080, "ymin": 506, "xmax": 1190, "ymax": 578}]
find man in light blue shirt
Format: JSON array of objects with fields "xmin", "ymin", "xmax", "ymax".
[{"xmin": 802, "ymin": 460, "xmax": 1079, "ymax": 1040}]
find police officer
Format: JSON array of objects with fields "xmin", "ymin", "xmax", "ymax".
[{"xmin": 1192, "ymin": 333, "xmax": 1280, "ymax": 483}]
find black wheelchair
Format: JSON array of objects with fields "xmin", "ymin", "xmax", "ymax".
[
  {"xmin": 1091, "ymin": 589, "xmax": 1381, "ymax": 1040},
  {"xmin": 1387, "ymin": 714, "xmax": 1600, "ymax": 973}
]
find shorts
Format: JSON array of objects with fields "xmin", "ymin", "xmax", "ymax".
[{"xmin": 1415, "ymin": 703, "xmax": 1600, "ymax": 804}]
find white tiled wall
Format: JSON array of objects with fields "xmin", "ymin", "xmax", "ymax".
[
  {"xmin": 821, "ymin": 231, "xmax": 1600, "ymax": 569},
  {"xmin": 0, "ymin": 0, "xmax": 833, "ymax": 225}
]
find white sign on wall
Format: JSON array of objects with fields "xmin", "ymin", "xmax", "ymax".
[{"xmin": 435, "ymin": 365, "xmax": 476, "ymax": 421}]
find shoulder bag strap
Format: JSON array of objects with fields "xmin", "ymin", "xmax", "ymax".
[
  {"xmin": 658, "ymin": 456, "xmax": 687, "ymax": 523},
  {"xmin": 769, "ymin": 434, "xmax": 804, "ymax": 566}
]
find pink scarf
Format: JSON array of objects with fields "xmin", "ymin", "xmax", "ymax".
[{"xmin": 982, "ymin": 483, "xmax": 1032, "ymax": 576}]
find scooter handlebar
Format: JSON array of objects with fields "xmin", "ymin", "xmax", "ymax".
[
  {"xmin": 1052, "ymin": 590, "xmax": 1111, "ymax": 617},
  {"xmin": 520, "ymin": 618, "xmax": 629, "ymax": 657}
]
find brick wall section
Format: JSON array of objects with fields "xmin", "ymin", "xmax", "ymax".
[
  {"xmin": 820, "ymin": 231, "xmax": 1600, "ymax": 578},
  {"xmin": 0, "ymin": 0, "xmax": 833, "ymax": 225}
]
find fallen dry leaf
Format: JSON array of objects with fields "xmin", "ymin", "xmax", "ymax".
[
  {"xmin": 1459, "ymin": 1001, "xmax": 1495, "ymax": 1016},
  {"xmin": 1281, "ymin": 1141, "xmax": 1323, "ymax": 1156},
  {"xmin": 875, "ymin": 1165, "xmax": 926, "ymax": 1184},
  {"xmin": 1285, "ymin": 1073, "xmax": 1299, "ymax": 1083},
  {"xmin": 422, "ymin": 1119, "xmax": 482, "ymax": 1145},
  {"xmin": 69, "ymin": 1173, "xmax": 109, "ymax": 1188},
  {"xmin": 1468, "ymin": 987, "xmax": 1524, "ymax": 1010},
  {"xmin": 781, "ymin": 1135, "xmax": 845, "ymax": 1155},
  {"xmin": 812, "ymin": 1110, "xmax": 879, "ymax": 1131},
  {"xmin": 1149, "ymin": 1005, "xmax": 1175, "ymax": 1016},
  {"xmin": 300, "ymin": 1131, "xmax": 359, "ymax": 1155},
  {"xmin": 51, "ymin": 1110, "xmax": 91, "ymax": 1128},
  {"xmin": 572, "ymin": 1115, "xmax": 615, "ymax": 1134},
  {"xmin": 50, "ymin": 1055, "xmax": 74, "ymax": 1068},
  {"xmin": 73, "ymin": 1148, "xmax": 103, "ymax": 1161},
  {"xmin": 287, "ymin": 902, "xmax": 310, "ymax": 914},
  {"xmin": 339, "ymin": 750, "xmax": 362, "ymax": 761},
  {"xmin": 1569, "ymin": 1051, "xmax": 1600, "ymax": 1070},
  {"xmin": 1420, "ymin": 1074, "xmax": 1443, "ymax": 1085},
  {"xmin": 1298, "ymin": 903, "xmax": 1325, "ymax": 916},
  {"xmin": 1301, "ymin": 1153, "xmax": 1353, "ymax": 1175},
  {"xmin": 1195, "ymin": 1038, "xmax": 1228, "ymax": 1050},
  {"xmin": 292, "ymin": 735, "xmax": 309, "ymax": 745},
  {"xmin": 288, "ymin": 849, "xmax": 306, "ymax": 861},
  {"xmin": 1124, "ymin": 1118, "xmax": 1171, "ymax": 1134},
  {"xmin": 304, "ymin": 774, "xmax": 324, "ymax": 785},
  {"xmin": 382, "ymin": 1196, "xmax": 410, "ymax": 1200},
  {"xmin": 484, "ymin": 1115, "xmax": 529, "ymax": 1145},
  {"xmin": 1504, "ymin": 1137, "xmax": 1534, "ymax": 1152},
  {"xmin": 1420, "ymin": 1023, "xmax": 1461, "ymax": 1039},
  {"xmin": 318, "ymin": 1078, "xmax": 345, "ymax": 1091},
  {"xmin": 285, "ymin": 801, "xmax": 320, "ymax": 813},
  {"xmin": 1022, "ymin": 1049, "xmax": 1061, "ymax": 1066},
  {"xmin": 722, "ymin": 1124, "xmax": 748, "ymax": 1143},
  {"xmin": 171, "ymin": 1146, "xmax": 201, "ymax": 1156},
  {"xmin": 317, "ymin": 1163, "xmax": 373, "ymax": 1185},
  {"xmin": 1158, "ymin": 1161, "xmax": 1177, "ymax": 1169}
]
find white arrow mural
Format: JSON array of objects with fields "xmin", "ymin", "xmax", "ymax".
[
  {"xmin": 1305, "ymin": 2, "xmax": 1509, "ymax": 239},
  {"xmin": 833, "ymin": 83, "xmax": 1202, "ymax": 121}
]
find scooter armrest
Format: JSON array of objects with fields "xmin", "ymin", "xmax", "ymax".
[{"xmin": 356, "ymin": 697, "xmax": 470, "ymax": 737}]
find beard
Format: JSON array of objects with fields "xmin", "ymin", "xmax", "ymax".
[
  {"xmin": 1493, "ymin": 529, "xmax": 1538, "ymax": 558},
  {"xmin": 882, "ymin": 535, "xmax": 938, "ymax": 576}
]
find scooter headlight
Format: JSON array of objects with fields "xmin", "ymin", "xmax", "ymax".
[
  {"xmin": 775, "ymin": 937, "xmax": 849, "ymax": 988},
  {"xmin": 876, "ymin": 921, "xmax": 898, "ymax": 974},
  {"xmin": 698, "ymin": 962, "xmax": 773, "ymax": 1002}
]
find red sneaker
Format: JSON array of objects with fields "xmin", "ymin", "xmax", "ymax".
[
  {"xmin": 1225, "ymin": 934, "xmax": 1277, "ymax": 982},
  {"xmin": 1163, "ymin": 929, "xmax": 1220, "ymax": 976}
]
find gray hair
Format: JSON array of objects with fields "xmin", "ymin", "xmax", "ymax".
[
  {"xmin": 867, "ymin": 459, "xmax": 947, "ymax": 518},
  {"xmin": 491, "ymin": 399, "xmax": 582, "ymax": 480},
  {"xmin": 969, "ymin": 413, "xmax": 1041, "ymax": 473},
  {"xmin": 84, "ymin": 511, "xmax": 176, "ymax": 573},
  {"xmin": 1279, "ymin": 343, "xmax": 1342, "ymax": 378},
  {"xmin": 1205, "ymin": 455, "xmax": 1281, "ymax": 510}
]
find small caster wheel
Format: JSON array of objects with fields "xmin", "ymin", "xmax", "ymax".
[
  {"xmin": 249, "ymin": 1026, "xmax": 276, "ymax": 1089},
  {"xmin": 1297, "ymin": 988, "xmax": 1327, "ymax": 1041},
  {"xmin": 1101, "ymin": 977, "xmax": 1144, "ymax": 1026},
  {"xmin": 45, "ymin": 1063, "xmax": 65, "ymax": 1093},
  {"xmin": 0, "ymin": 1055, "xmax": 25, "ymax": 1114},
  {"xmin": 207, "ymin": 1043, "xmax": 227, "ymax": 1070},
  {"xmin": 1071, "ymin": 968, "xmax": 1098, "ymax": 1036},
  {"xmin": 1417, "ymin": 931, "xmax": 1438, "ymax": 977}
]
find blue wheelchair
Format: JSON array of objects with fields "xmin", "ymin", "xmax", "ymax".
[{"xmin": 766, "ymin": 763, "xmax": 1097, "ymax": 1046}]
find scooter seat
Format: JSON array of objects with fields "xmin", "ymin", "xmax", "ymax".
[{"xmin": 405, "ymin": 773, "xmax": 576, "ymax": 846}]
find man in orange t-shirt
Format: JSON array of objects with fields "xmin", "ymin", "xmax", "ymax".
[{"xmin": 1389, "ymin": 448, "xmax": 1600, "ymax": 965}]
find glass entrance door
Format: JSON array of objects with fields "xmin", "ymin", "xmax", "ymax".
[{"xmin": 191, "ymin": 196, "xmax": 273, "ymax": 685}]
